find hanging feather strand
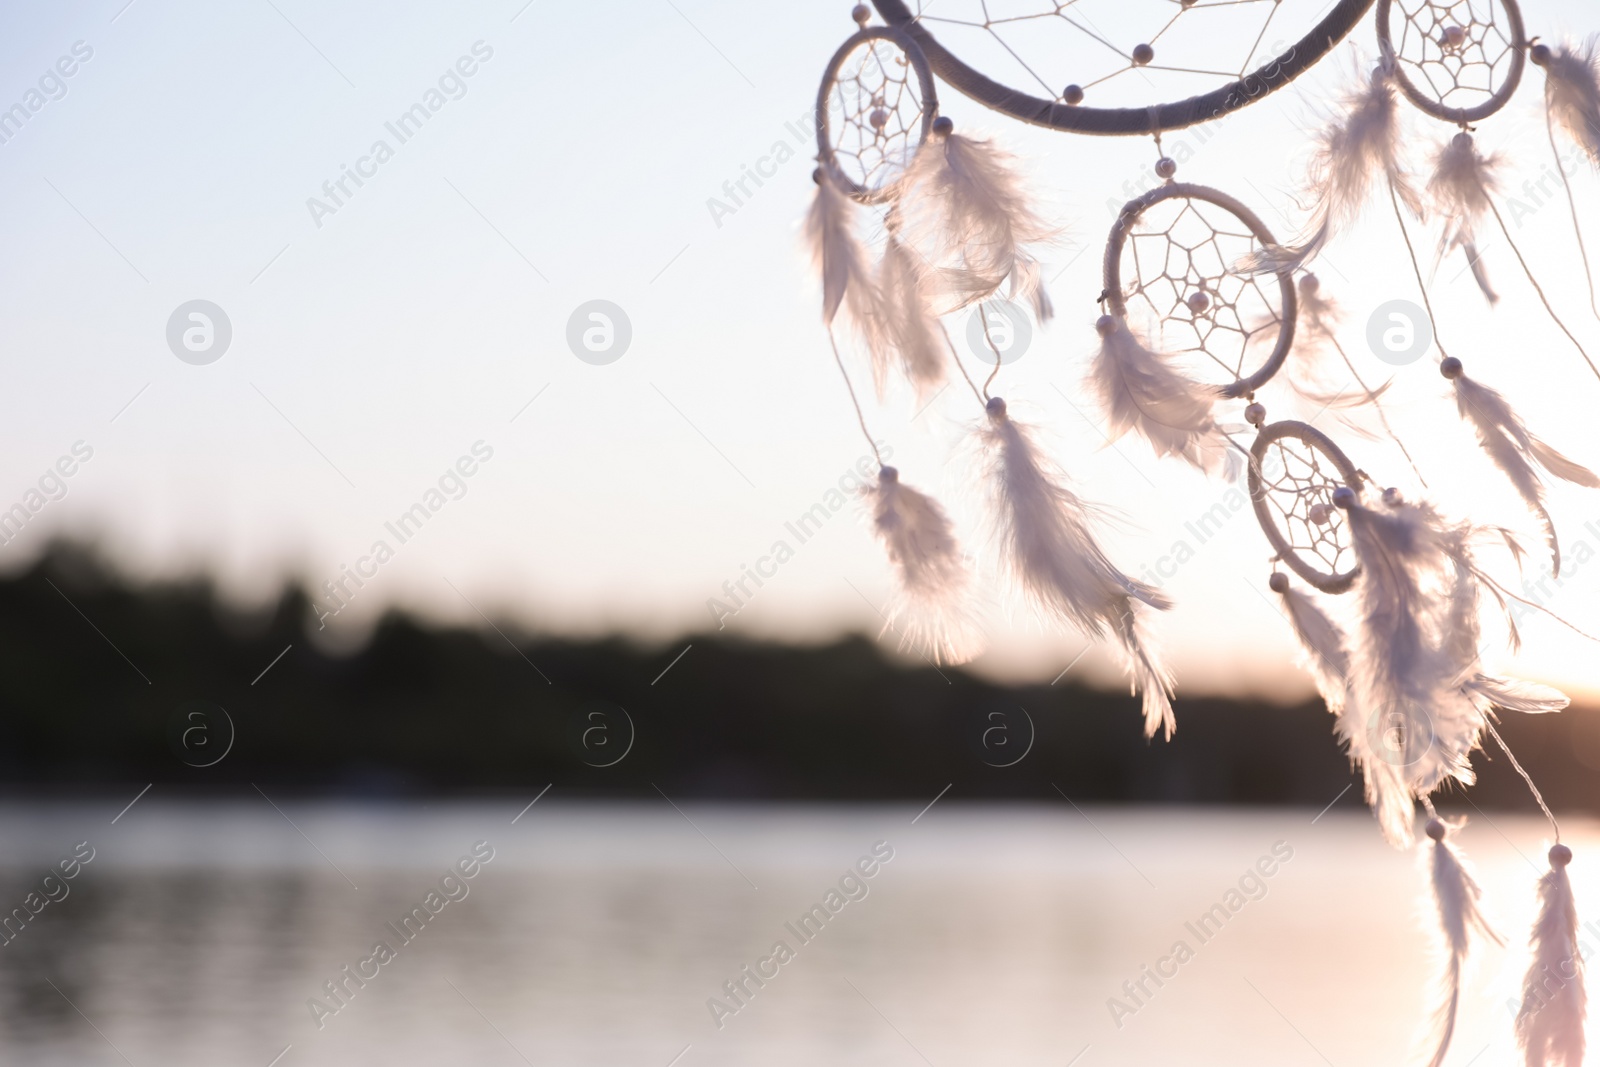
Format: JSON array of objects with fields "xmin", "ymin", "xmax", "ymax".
[
  {"xmin": 1436, "ymin": 523, "xmax": 1571, "ymax": 725},
  {"xmin": 1536, "ymin": 38, "xmax": 1600, "ymax": 167},
  {"xmin": 979, "ymin": 397, "xmax": 1175, "ymax": 737},
  {"xmin": 1536, "ymin": 44, "xmax": 1600, "ymax": 325},
  {"xmin": 1437, "ymin": 122, "xmax": 1600, "ymax": 385},
  {"xmin": 901, "ymin": 119, "xmax": 1056, "ymax": 318},
  {"xmin": 1340, "ymin": 494, "xmax": 1488, "ymax": 797},
  {"xmin": 1445, "ymin": 361, "xmax": 1599, "ymax": 576},
  {"xmin": 877, "ymin": 231, "xmax": 949, "ymax": 399},
  {"xmin": 1245, "ymin": 62, "xmax": 1422, "ymax": 274},
  {"xmin": 1273, "ymin": 577, "xmax": 1350, "ymax": 715},
  {"xmin": 862, "ymin": 466, "xmax": 985, "ymax": 665},
  {"xmin": 1339, "ymin": 490, "xmax": 1574, "ymax": 818},
  {"xmin": 1089, "ymin": 315, "xmax": 1228, "ymax": 473},
  {"xmin": 1428, "ymin": 133, "xmax": 1500, "ymax": 305},
  {"xmin": 1423, "ymin": 817, "xmax": 1502, "ymax": 1067},
  {"xmin": 1272, "ymin": 575, "xmax": 1413, "ymax": 842},
  {"xmin": 807, "ymin": 168, "xmax": 890, "ymax": 392},
  {"xmin": 1282, "ymin": 290, "xmax": 1394, "ymax": 412},
  {"xmin": 1281, "ymin": 276, "xmax": 1387, "ymax": 410},
  {"xmin": 1516, "ymin": 844, "xmax": 1587, "ymax": 1067}
]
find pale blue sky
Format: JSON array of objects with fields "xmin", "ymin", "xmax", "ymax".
[{"xmin": 2, "ymin": 0, "xmax": 1598, "ymax": 700}]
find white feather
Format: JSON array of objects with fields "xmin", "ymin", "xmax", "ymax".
[
  {"xmin": 1345, "ymin": 497, "xmax": 1570, "ymax": 822},
  {"xmin": 1282, "ymin": 279, "xmax": 1394, "ymax": 413},
  {"xmin": 1010, "ymin": 252, "xmax": 1054, "ymax": 322},
  {"xmin": 1437, "ymin": 524, "xmax": 1570, "ymax": 725},
  {"xmin": 1277, "ymin": 581, "xmax": 1412, "ymax": 844},
  {"xmin": 978, "ymin": 397, "xmax": 1175, "ymax": 737},
  {"xmin": 877, "ymin": 235, "xmax": 948, "ymax": 399},
  {"xmin": 1278, "ymin": 584, "xmax": 1349, "ymax": 712},
  {"xmin": 901, "ymin": 132, "xmax": 1056, "ymax": 316},
  {"xmin": 1299, "ymin": 277, "xmax": 1342, "ymax": 339},
  {"xmin": 1531, "ymin": 438, "xmax": 1600, "ymax": 488},
  {"xmin": 1424, "ymin": 820, "xmax": 1502, "ymax": 1067},
  {"xmin": 1516, "ymin": 849, "xmax": 1587, "ymax": 1067},
  {"xmin": 806, "ymin": 171, "xmax": 889, "ymax": 390},
  {"xmin": 1452, "ymin": 371, "xmax": 1599, "ymax": 576},
  {"xmin": 1465, "ymin": 676, "xmax": 1569, "ymax": 716},
  {"xmin": 1089, "ymin": 317, "xmax": 1228, "ymax": 473},
  {"xmin": 1429, "ymin": 135, "xmax": 1501, "ymax": 304},
  {"xmin": 1344, "ymin": 499, "xmax": 1485, "ymax": 796},
  {"xmin": 1246, "ymin": 66, "xmax": 1421, "ymax": 273},
  {"xmin": 1283, "ymin": 339, "xmax": 1395, "ymax": 414},
  {"xmin": 1543, "ymin": 38, "xmax": 1600, "ymax": 167},
  {"xmin": 862, "ymin": 466, "xmax": 985, "ymax": 665}
]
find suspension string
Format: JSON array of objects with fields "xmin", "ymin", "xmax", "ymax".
[
  {"xmin": 938, "ymin": 319, "xmax": 988, "ymax": 409},
  {"xmin": 1386, "ymin": 181, "xmax": 1452, "ymax": 364},
  {"xmin": 894, "ymin": 204, "xmax": 988, "ymax": 414},
  {"xmin": 1485, "ymin": 720, "xmax": 1561, "ymax": 841},
  {"xmin": 1421, "ymin": 794, "xmax": 1439, "ymax": 820},
  {"xmin": 1478, "ymin": 571, "xmax": 1600, "ymax": 644},
  {"xmin": 979, "ymin": 309, "xmax": 1004, "ymax": 399},
  {"xmin": 1219, "ymin": 428, "xmax": 1255, "ymax": 459},
  {"xmin": 1486, "ymin": 198, "xmax": 1600, "ymax": 386},
  {"xmin": 1546, "ymin": 109, "xmax": 1600, "ymax": 324},
  {"xmin": 827, "ymin": 327, "xmax": 884, "ymax": 467},
  {"xmin": 1326, "ymin": 332, "xmax": 1429, "ymax": 487}
]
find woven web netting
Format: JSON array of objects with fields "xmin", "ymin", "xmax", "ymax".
[
  {"xmin": 826, "ymin": 36, "xmax": 930, "ymax": 194},
  {"xmin": 1118, "ymin": 195, "xmax": 1284, "ymax": 388},
  {"xmin": 903, "ymin": 1, "xmax": 1332, "ymax": 108},
  {"xmin": 1386, "ymin": 0, "xmax": 1519, "ymax": 112},
  {"xmin": 1258, "ymin": 432, "xmax": 1355, "ymax": 580}
]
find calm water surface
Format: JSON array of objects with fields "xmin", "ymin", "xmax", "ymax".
[{"xmin": 0, "ymin": 801, "xmax": 1584, "ymax": 1066}]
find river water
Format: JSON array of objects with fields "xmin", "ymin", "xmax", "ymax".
[{"xmin": 0, "ymin": 799, "xmax": 1584, "ymax": 1066}]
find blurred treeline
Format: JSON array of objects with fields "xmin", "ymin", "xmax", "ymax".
[{"xmin": 1, "ymin": 541, "xmax": 1596, "ymax": 811}]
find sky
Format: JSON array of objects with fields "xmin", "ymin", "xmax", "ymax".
[{"xmin": 1, "ymin": 0, "xmax": 1599, "ymax": 701}]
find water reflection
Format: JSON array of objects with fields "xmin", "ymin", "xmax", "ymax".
[{"xmin": 0, "ymin": 801, "xmax": 1582, "ymax": 1066}]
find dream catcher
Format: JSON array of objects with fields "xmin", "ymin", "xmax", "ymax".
[
  {"xmin": 809, "ymin": 7, "xmax": 1177, "ymax": 736},
  {"xmin": 1380, "ymin": 0, "xmax": 1600, "ymax": 324},
  {"xmin": 1095, "ymin": 166, "xmax": 1578, "ymax": 1064},
  {"xmin": 802, "ymin": 2, "xmax": 1600, "ymax": 1060},
  {"xmin": 1248, "ymin": 398, "xmax": 1589, "ymax": 1066},
  {"xmin": 1372, "ymin": 0, "xmax": 1600, "ymax": 590}
]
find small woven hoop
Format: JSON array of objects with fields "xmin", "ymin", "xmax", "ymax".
[
  {"xmin": 1104, "ymin": 182, "xmax": 1298, "ymax": 399},
  {"xmin": 1249, "ymin": 420, "xmax": 1363, "ymax": 594},
  {"xmin": 1376, "ymin": 0, "xmax": 1526, "ymax": 124},
  {"xmin": 815, "ymin": 25, "xmax": 938, "ymax": 204}
]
